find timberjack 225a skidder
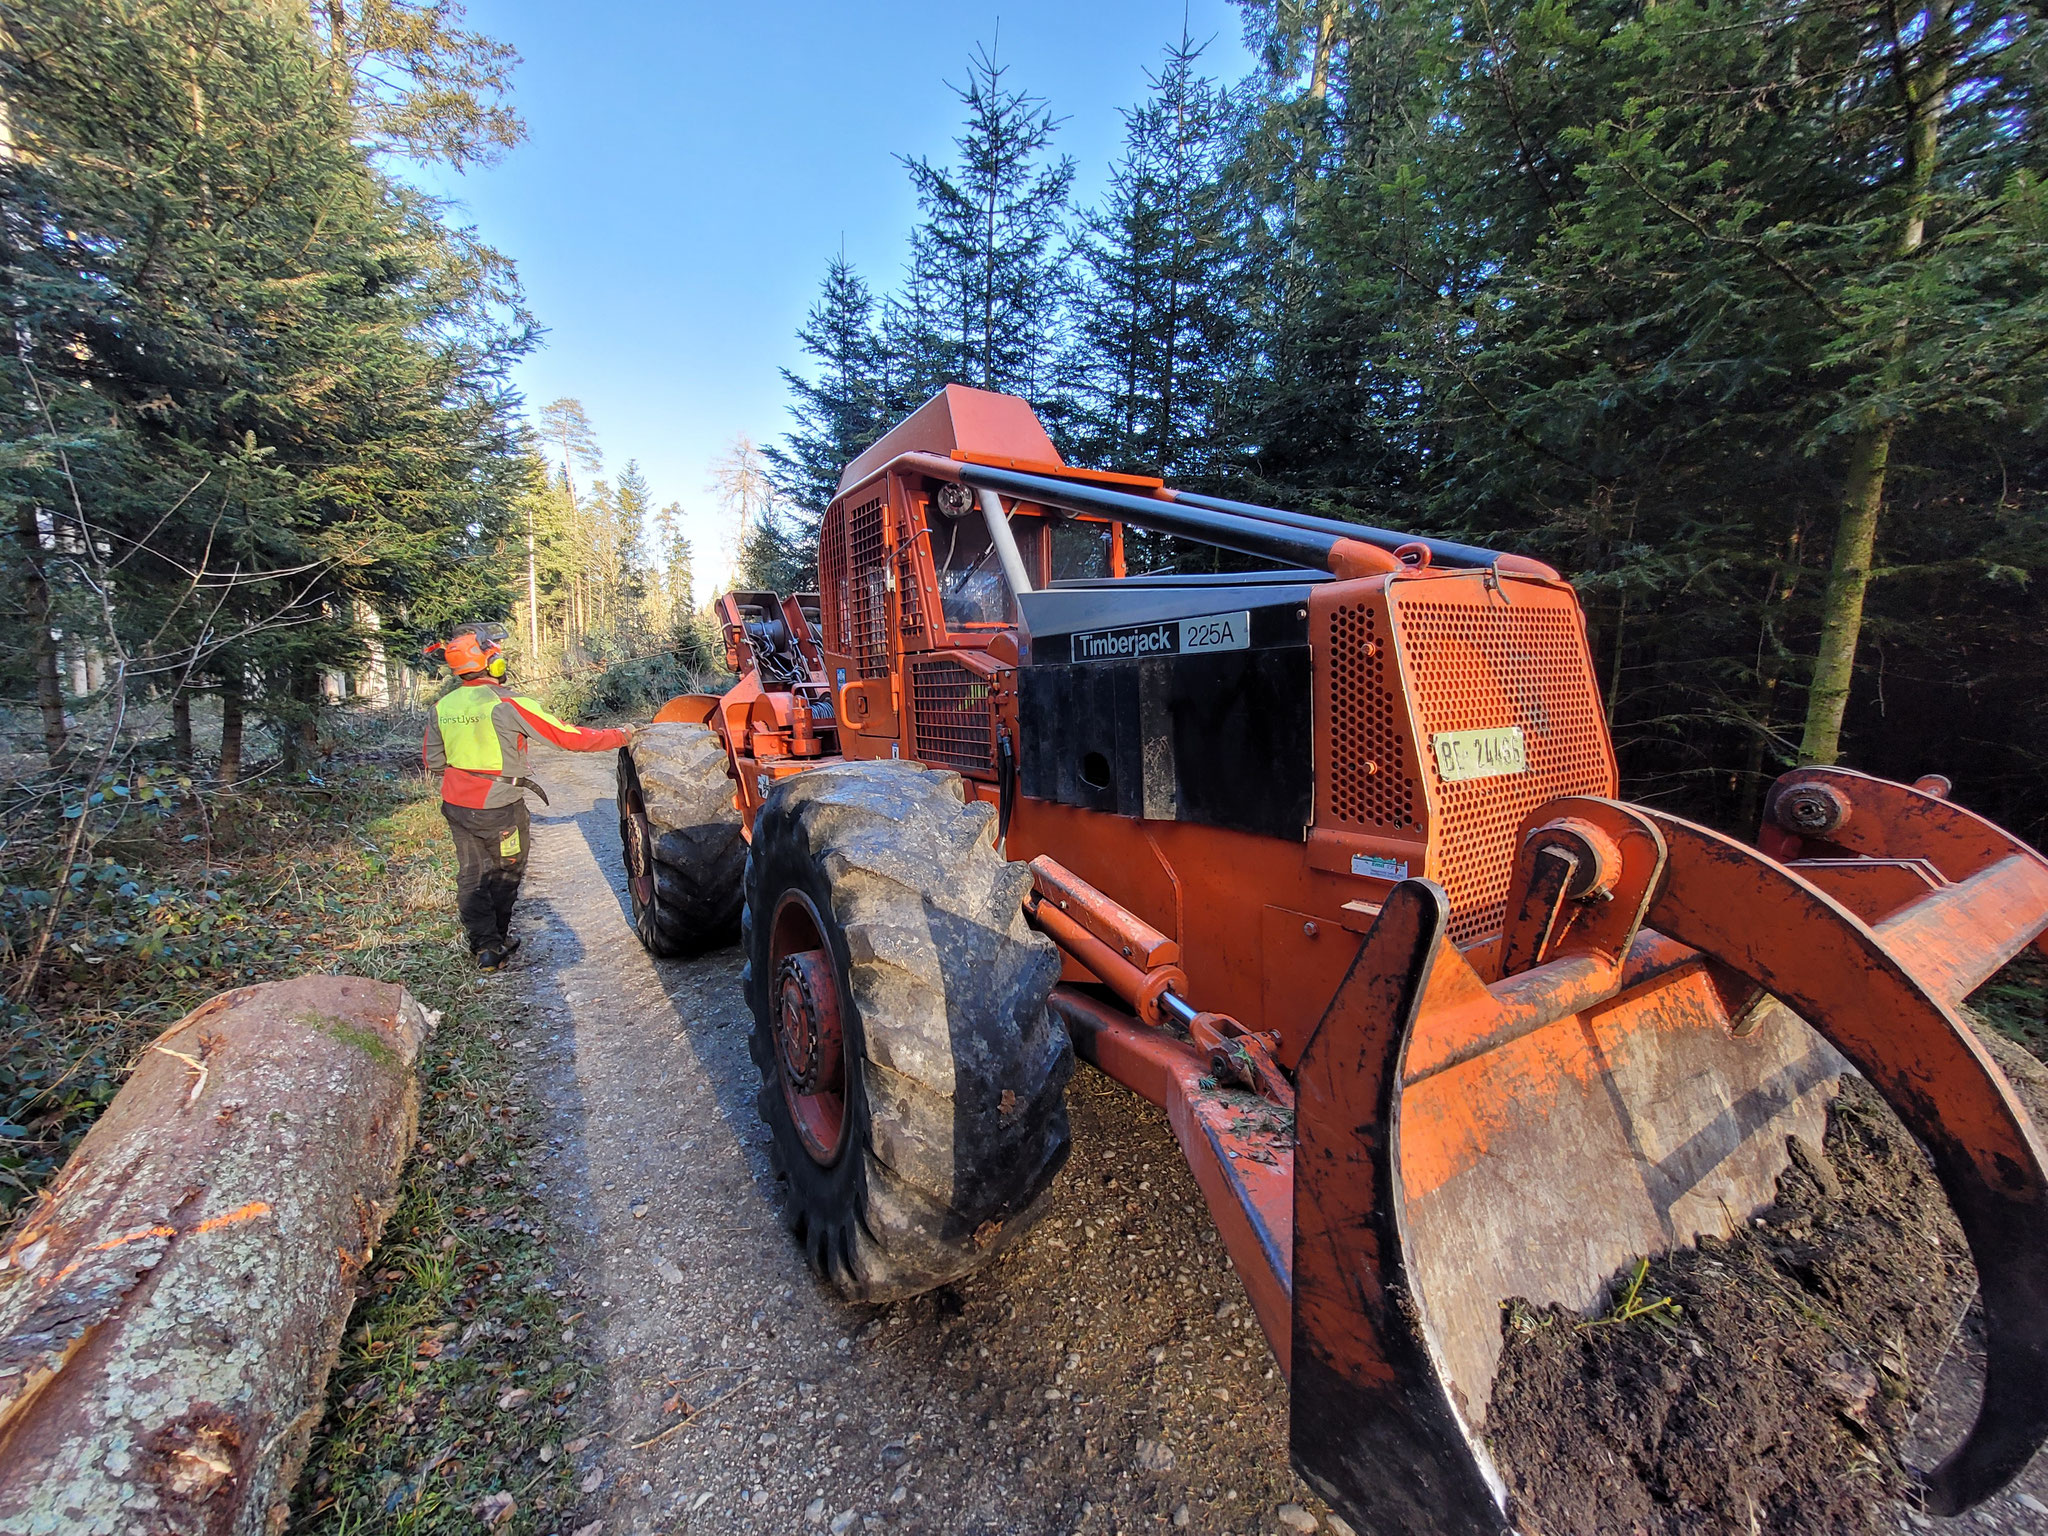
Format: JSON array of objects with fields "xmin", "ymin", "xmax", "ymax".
[{"xmin": 615, "ymin": 385, "xmax": 2048, "ymax": 1534}]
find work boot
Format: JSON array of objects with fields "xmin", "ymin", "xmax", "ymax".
[
  {"xmin": 475, "ymin": 946, "xmax": 508, "ymax": 972},
  {"xmin": 497, "ymin": 935, "xmax": 522, "ymax": 960}
]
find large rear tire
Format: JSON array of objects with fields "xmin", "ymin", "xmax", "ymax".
[
  {"xmin": 744, "ymin": 761, "xmax": 1071, "ymax": 1301},
  {"xmin": 618, "ymin": 724, "xmax": 745, "ymax": 956}
]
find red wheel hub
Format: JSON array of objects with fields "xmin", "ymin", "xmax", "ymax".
[
  {"xmin": 623, "ymin": 794, "xmax": 655, "ymax": 910},
  {"xmin": 769, "ymin": 894, "xmax": 847, "ymax": 1164}
]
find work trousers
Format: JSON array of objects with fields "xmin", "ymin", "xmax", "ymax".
[{"xmin": 442, "ymin": 800, "xmax": 531, "ymax": 954}]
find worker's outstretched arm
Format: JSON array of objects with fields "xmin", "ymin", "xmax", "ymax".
[
  {"xmin": 503, "ymin": 694, "xmax": 631, "ymax": 753},
  {"xmin": 423, "ymin": 712, "xmax": 447, "ymax": 776}
]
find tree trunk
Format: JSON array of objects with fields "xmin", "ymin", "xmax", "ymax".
[
  {"xmin": 0, "ymin": 976, "xmax": 434, "ymax": 1535},
  {"xmin": 15, "ymin": 505, "xmax": 68, "ymax": 763},
  {"xmin": 1801, "ymin": 426, "xmax": 1891, "ymax": 764},
  {"xmin": 1309, "ymin": 4, "xmax": 1340, "ymax": 101},
  {"xmin": 295, "ymin": 668, "xmax": 320, "ymax": 770},
  {"xmin": 1797, "ymin": 1, "xmax": 1951, "ymax": 766},
  {"xmin": 218, "ymin": 679, "xmax": 244, "ymax": 786},
  {"xmin": 171, "ymin": 688, "xmax": 193, "ymax": 767},
  {"xmin": 526, "ymin": 501, "xmax": 541, "ymax": 657}
]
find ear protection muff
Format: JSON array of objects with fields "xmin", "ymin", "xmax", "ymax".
[{"xmin": 429, "ymin": 630, "xmax": 501, "ymax": 677}]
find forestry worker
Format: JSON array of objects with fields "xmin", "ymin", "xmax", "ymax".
[{"xmin": 422, "ymin": 624, "xmax": 631, "ymax": 970}]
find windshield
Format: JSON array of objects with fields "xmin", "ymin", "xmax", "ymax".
[
  {"xmin": 929, "ymin": 509, "xmax": 1118, "ymax": 627},
  {"xmin": 932, "ymin": 510, "xmax": 1018, "ymax": 628}
]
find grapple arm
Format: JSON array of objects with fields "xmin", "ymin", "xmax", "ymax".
[{"xmin": 1641, "ymin": 774, "xmax": 2048, "ymax": 1513}]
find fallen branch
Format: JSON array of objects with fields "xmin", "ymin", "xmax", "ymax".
[{"xmin": 631, "ymin": 1372, "xmax": 756, "ymax": 1450}]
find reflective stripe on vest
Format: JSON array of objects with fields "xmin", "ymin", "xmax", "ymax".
[{"xmin": 436, "ymin": 685, "xmax": 504, "ymax": 773}]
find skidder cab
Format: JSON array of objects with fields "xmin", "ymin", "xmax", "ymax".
[{"xmin": 619, "ymin": 385, "xmax": 2048, "ymax": 1534}]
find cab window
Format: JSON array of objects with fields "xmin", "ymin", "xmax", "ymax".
[
  {"xmin": 932, "ymin": 507, "xmax": 1018, "ymax": 628},
  {"xmin": 1047, "ymin": 517, "xmax": 1114, "ymax": 584}
]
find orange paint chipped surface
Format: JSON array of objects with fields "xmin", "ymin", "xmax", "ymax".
[
  {"xmin": 37, "ymin": 1203, "xmax": 272, "ymax": 1288},
  {"xmin": 42, "ymin": 1223, "xmax": 177, "ymax": 1286},
  {"xmin": 192, "ymin": 1200, "xmax": 271, "ymax": 1234},
  {"xmin": 1397, "ymin": 968, "xmax": 1726, "ymax": 1202}
]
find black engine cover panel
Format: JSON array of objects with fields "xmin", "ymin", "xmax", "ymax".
[{"xmin": 1017, "ymin": 637, "xmax": 1314, "ymax": 842}]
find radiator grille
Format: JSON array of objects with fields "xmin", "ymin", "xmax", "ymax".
[
  {"xmin": 910, "ymin": 656, "xmax": 996, "ymax": 775},
  {"xmin": 1396, "ymin": 597, "xmax": 1611, "ymax": 946},
  {"xmin": 841, "ymin": 495, "xmax": 889, "ymax": 677},
  {"xmin": 1326, "ymin": 604, "xmax": 1417, "ymax": 830}
]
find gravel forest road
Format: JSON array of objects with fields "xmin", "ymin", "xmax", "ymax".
[{"xmin": 498, "ymin": 748, "xmax": 1338, "ymax": 1536}]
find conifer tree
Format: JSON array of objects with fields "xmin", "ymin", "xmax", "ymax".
[
  {"xmin": 1222, "ymin": 0, "xmax": 1435, "ymax": 518},
  {"xmin": 0, "ymin": 0, "xmax": 532, "ymax": 766},
  {"xmin": 652, "ymin": 500, "xmax": 696, "ymax": 637},
  {"xmin": 763, "ymin": 254, "xmax": 888, "ymax": 523},
  {"xmin": 307, "ymin": 0, "xmax": 524, "ymax": 169},
  {"xmin": 538, "ymin": 397, "xmax": 602, "ymax": 653},
  {"xmin": 900, "ymin": 42, "xmax": 1076, "ymax": 398},
  {"xmin": 1066, "ymin": 30, "xmax": 1244, "ymax": 478}
]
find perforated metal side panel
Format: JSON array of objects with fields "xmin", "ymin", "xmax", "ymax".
[
  {"xmin": 1393, "ymin": 587, "xmax": 1614, "ymax": 946},
  {"xmin": 909, "ymin": 656, "xmax": 995, "ymax": 775},
  {"xmin": 1326, "ymin": 603, "xmax": 1418, "ymax": 831},
  {"xmin": 820, "ymin": 503, "xmax": 848, "ymax": 653},
  {"xmin": 842, "ymin": 495, "xmax": 889, "ymax": 677}
]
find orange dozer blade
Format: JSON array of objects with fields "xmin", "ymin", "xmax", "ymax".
[{"xmin": 1290, "ymin": 777, "xmax": 2048, "ymax": 1533}]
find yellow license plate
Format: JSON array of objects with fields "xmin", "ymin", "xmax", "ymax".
[{"xmin": 1431, "ymin": 726, "xmax": 1528, "ymax": 784}]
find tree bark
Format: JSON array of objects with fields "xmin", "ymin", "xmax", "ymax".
[
  {"xmin": 0, "ymin": 975, "xmax": 435, "ymax": 1535},
  {"xmin": 1798, "ymin": 1, "xmax": 1951, "ymax": 765},
  {"xmin": 218, "ymin": 679, "xmax": 244, "ymax": 786},
  {"xmin": 1309, "ymin": 4, "xmax": 1340, "ymax": 101},
  {"xmin": 16, "ymin": 504, "xmax": 68, "ymax": 763},
  {"xmin": 1802, "ymin": 426, "xmax": 1891, "ymax": 762},
  {"xmin": 171, "ymin": 688, "xmax": 194, "ymax": 767}
]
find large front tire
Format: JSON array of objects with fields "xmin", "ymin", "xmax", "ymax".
[
  {"xmin": 744, "ymin": 762, "xmax": 1071, "ymax": 1301},
  {"xmin": 618, "ymin": 724, "xmax": 745, "ymax": 956}
]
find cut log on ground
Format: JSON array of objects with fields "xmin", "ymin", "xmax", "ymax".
[{"xmin": 0, "ymin": 975, "xmax": 436, "ymax": 1536}]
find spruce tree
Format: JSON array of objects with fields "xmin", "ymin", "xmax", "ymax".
[
  {"xmin": 0, "ymin": 0, "xmax": 532, "ymax": 767},
  {"xmin": 652, "ymin": 500, "xmax": 696, "ymax": 637},
  {"xmin": 1066, "ymin": 30, "xmax": 1244, "ymax": 479},
  {"xmin": 763, "ymin": 254, "xmax": 888, "ymax": 524},
  {"xmin": 899, "ymin": 42, "xmax": 1076, "ymax": 399}
]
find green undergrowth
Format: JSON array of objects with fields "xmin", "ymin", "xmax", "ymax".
[
  {"xmin": 0, "ymin": 762, "xmax": 428, "ymax": 1210},
  {"xmin": 1967, "ymin": 948, "xmax": 2048, "ymax": 1061},
  {"xmin": 1, "ymin": 743, "xmax": 601, "ymax": 1535}
]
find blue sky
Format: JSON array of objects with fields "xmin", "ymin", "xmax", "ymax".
[{"xmin": 414, "ymin": 1, "xmax": 1256, "ymax": 593}]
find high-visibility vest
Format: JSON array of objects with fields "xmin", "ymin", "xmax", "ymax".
[
  {"xmin": 435, "ymin": 683, "xmax": 508, "ymax": 773},
  {"xmin": 423, "ymin": 680, "xmax": 629, "ymax": 808}
]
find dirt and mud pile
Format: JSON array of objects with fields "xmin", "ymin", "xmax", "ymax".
[{"xmin": 1488, "ymin": 1026, "xmax": 2048, "ymax": 1536}]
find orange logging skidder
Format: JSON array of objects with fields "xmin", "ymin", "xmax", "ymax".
[{"xmin": 615, "ymin": 386, "xmax": 2048, "ymax": 1533}]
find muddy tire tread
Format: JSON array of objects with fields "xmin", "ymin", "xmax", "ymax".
[
  {"xmin": 744, "ymin": 760, "xmax": 1071, "ymax": 1302},
  {"xmin": 620, "ymin": 725, "xmax": 745, "ymax": 956}
]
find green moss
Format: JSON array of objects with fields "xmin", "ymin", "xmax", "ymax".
[{"xmin": 308, "ymin": 1015, "xmax": 401, "ymax": 1072}]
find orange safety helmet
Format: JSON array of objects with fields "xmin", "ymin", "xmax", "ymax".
[{"xmin": 425, "ymin": 624, "xmax": 508, "ymax": 680}]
